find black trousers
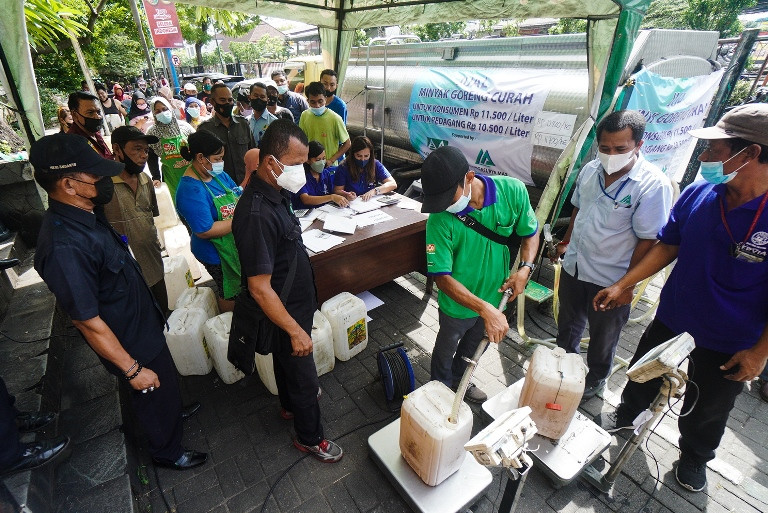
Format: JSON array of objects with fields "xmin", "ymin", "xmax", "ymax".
[
  {"xmin": 273, "ymin": 321, "xmax": 323, "ymax": 446},
  {"xmin": 617, "ymin": 319, "xmax": 745, "ymax": 464},
  {"xmin": 0, "ymin": 377, "xmax": 23, "ymax": 470},
  {"xmin": 127, "ymin": 345, "xmax": 184, "ymax": 462},
  {"xmin": 555, "ymin": 270, "xmax": 630, "ymax": 385}
]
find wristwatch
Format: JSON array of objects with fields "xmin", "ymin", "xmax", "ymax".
[{"xmin": 518, "ymin": 261, "xmax": 536, "ymax": 273}]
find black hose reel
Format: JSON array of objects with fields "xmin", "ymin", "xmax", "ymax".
[{"xmin": 377, "ymin": 342, "xmax": 415, "ymax": 411}]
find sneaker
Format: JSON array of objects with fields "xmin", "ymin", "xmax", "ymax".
[
  {"xmin": 293, "ymin": 438, "xmax": 343, "ymax": 463},
  {"xmin": 676, "ymin": 456, "xmax": 707, "ymax": 492},
  {"xmin": 460, "ymin": 383, "xmax": 488, "ymax": 404},
  {"xmin": 581, "ymin": 380, "xmax": 606, "ymax": 402},
  {"xmin": 596, "ymin": 410, "xmax": 633, "ymax": 433}
]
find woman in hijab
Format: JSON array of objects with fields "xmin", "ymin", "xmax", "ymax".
[
  {"xmin": 112, "ymin": 83, "xmax": 126, "ymax": 102},
  {"xmin": 146, "ymin": 97, "xmax": 195, "ymax": 198},
  {"xmin": 128, "ymin": 91, "xmax": 153, "ymax": 132},
  {"xmin": 157, "ymin": 86, "xmax": 186, "ymax": 120}
]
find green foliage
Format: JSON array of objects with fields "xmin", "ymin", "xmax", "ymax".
[
  {"xmin": 641, "ymin": 0, "xmax": 688, "ymax": 29},
  {"xmin": 24, "ymin": 0, "xmax": 88, "ymax": 51},
  {"xmin": 406, "ymin": 22, "xmax": 467, "ymax": 42},
  {"xmin": 33, "ymin": 48, "xmax": 83, "ymax": 92},
  {"xmin": 92, "ymin": 34, "xmax": 145, "ymax": 82},
  {"xmin": 727, "ymin": 79, "xmax": 753, "ymax": 106},
  {"xmin": 38, "ymin": 87, "xmax": 67, "ymax": 129},
  {"xmin": 177, "ymin": 5, "xmax": 258, "ymax": 66},
  {"xmin": 231, "ymin": 35, "xmax": 290, "ymax": 62},
  {"xmin": 548, "ymin": 19, "xmax": 588, "ymax": 35},
  {"xmin": 354, "ymin": 29, "xmax": 371, "ymax": 47},
  {"xmin": 684, "ymin": 0, "xmax": 756, "ymax": 37}
]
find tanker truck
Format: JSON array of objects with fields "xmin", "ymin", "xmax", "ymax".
[{"xmin": 294, "ymin": 29, "xmax": 721, "ymax": 211}]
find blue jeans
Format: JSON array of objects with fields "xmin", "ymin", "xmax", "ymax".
[
  {"xmin": 555, "ymin": 270, "xmax": 630, "ymax": 385},
  {"xmin": 617, "ymin": 320, "xmax": 745, "ymax": 465},
  {"xmin": 431, "ymin": 311, "xmax": 487, "ymax": 387}
]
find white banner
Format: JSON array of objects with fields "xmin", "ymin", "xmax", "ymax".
[{"xmin": 408, "ymin": 69, "xmax": 562, "ymax": 185}]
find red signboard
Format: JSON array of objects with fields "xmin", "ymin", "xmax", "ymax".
[{"xmin": 142, "ymin": 0, "xmax": 184, "ymax": 49}]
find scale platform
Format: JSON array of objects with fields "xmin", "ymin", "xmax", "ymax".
[
  {"xmin": 483, "ymin": 379, "xmax": 612, "ymax": 488},
  {"xmin": 368, "ymin": 418, "xmax": 493, "ymax": 513}
]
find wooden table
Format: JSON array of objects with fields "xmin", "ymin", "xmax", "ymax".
[{"xmin": 307, "ymin": 198, "xmax": 428, "ymax": 304}]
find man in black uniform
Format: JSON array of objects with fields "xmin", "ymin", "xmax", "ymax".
[
  {"xmin": 232, "ymin": 119, "xmax": 343, "ymax": 462},
  {"xmin": 30, "ymin": 134, "xmax": 206, "ymax": 471}
]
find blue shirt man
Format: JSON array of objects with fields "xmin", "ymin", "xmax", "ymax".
[
  {"xmin": 247, "ymin": 82, "xmax": 278, "ymax": 147},
  {"xmin": 595, "ymin": 104, "xmax": 768, "ymax": 493}
]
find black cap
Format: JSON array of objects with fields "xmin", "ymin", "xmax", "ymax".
[
  {"xmin": 29, "ymin": 133, "xmax": 124, "ymax": 177},
  {"xmin": 111, "ymin": 126, "xmax": 159, "ymax": 146},
  {"xmin": 420, "ymin": 146, "xmax": 468, "ymax": 213}
]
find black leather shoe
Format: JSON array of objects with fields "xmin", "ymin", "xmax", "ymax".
[
  {"xmin": 16, "ymin": 411, "xmax": 57, "ymax": 433},
  {"xmin": 181, "ymin": 402, "xmax": 201, "ymax": 421},
  {"xmin": 153, "ymin": 449, "xmax": 207, "ymax": 471},
  {"xmin": 0, "ymin": 258, "xmax": 20, "ymax": 270},
  {"xmin": 0, "ymin": 436, "xmax": 70, "ymax": 476}
]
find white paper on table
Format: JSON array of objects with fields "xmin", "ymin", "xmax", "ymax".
[
  {"xmin": 356, "ymin": 290, "xmax": 384, "ymax": 311},
  {"xmin": 354, "ymin": 209, "xmax": 394, "ymax": 228},
  {"xmin": 318, "ymin": 204, "xmax": 353, "ymax": 217},
  {"xmin": 349, "ymin": 197, "xmax": 383, "ymax": 214},
  {"xmin": 302, "ymin": 229, "xmax": 345, "ymax": 253},
  {"xmin": 323, "ymin": 214, "xmax": 357, "ymax": 234},
  {"xmin": 396, "ymin": 198, "xmax": 423, "ymax": 210},
  {"xmin": 299, "ymin": 218, "xmax": 313, "ymax": 232},
  {"xmin": 304, "ymin": 209, "xmax": 321, "ymax": 222}
]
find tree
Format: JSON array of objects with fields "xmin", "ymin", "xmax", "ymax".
[
  {"xmin": 406, "ymin": 22, "xmax": 467, "ymax": 42},
  {"xmin": 354, "ymin": 28, "xmax": 371, "ymax": 47},
  {"xmin": 548, "ymin": 18, "xmax": 587, "ymax": 35},
  {"xmin": 641, "ymin": 0, "xmax": 688, "ymax": 29},
  {"xmin": 24, "ymin": 0, "xmax": 88, "ymax": 51},
  {"xmin": 177, "ymin": 5, "xmax": 258, "ymax": 67},
  {"xmin": 683, "ymin": 0, "xmax": 756, "ymax": 37}
]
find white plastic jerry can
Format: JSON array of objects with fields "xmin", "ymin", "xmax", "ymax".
[
  {"xmin": 254, "ymin": 353, "xmax": 278, "ymax": 395},
  {"xmin": 163, "ymin": 224, "xmax": 201, "ymax": 280},
  {"xmin": 152, "ymin": 183, "xmax": 179, "ymax": 231},
  {"xmin": 399, "ymin": 381, "xmax": 473, "ymax": 486},
  {"xmin": 311, "ymin": 310, "xmax": 335, "ymax": 377},
  {"xmin": 175, "ymin": 286, "xmax": 219, "ymax": 318},
  {"xmin": 518, "ymin": 346, "xmax": 587, "ymax": 440},
  {"xmin": 163, "ymin": 255, "xmax": 194, "ymax": 309},
  {"xmin": 203, "ymin": 312, "xmax": 244, "ymax": 385},
  {"xmin": 320, "ymin": 292, "xmax": 368, "ymax": 361},
  {"xmin": 164, "ymin": 307, "xmax": 213, "ymax": 376}
]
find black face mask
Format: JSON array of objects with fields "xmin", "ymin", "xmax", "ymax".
[
  {"xmin": 214, "ymin": 102, "xmax": 234, "ymax": 118},
  {"xmin": 250, "ymin": 98, "xmax": 268, "ymax": 112},
  {"xmin": 73, "ymin": 176, "xmax": 114, "ymax": 205},
  {"xmin": 80, "ymin": 114, "xmax": 103, "ymax": 133},
  {"xmin": 323, "ymin": 89, "xmax": 334, "ymax": 98},
  {"xmin": 267, "ymin": 96, "xmax": 278, "ymax": 106},
  {"xmin": 121, "ymin": 152, "xmax": 145, "ymax": 175}
]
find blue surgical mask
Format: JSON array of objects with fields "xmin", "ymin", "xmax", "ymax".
[
  {"xmin": 699, "ymin": 146, "xmax": 748, "ymax": 185},
  {"xmin": 206, "ymin": 157, "xmax": 224, "ymax": 174},
  {"xmin": 356, "ymin": 158, "xmax": 369, "ymax": 169},
  {"xmin": 310, "ymin": 106, "xmax": 326, "ymax": 116},
  {"xmin": 187, "ymin": 107, "xmax": 200, "ymax": 119},
  {"xmin": 156, "ymin": 111, "xmax": 173, "ymax": 125},
  {"xmin": 446, "ymin": 177, "xmax": 471, "ymax": 214}
]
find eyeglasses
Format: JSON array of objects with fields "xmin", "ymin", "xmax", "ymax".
[{"xmin": 67, "ymin": 176, "xmax": 99, "ymax": 186}]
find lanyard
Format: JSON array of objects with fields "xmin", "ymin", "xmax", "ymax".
[
  {"xmin": 598, "ymin": 175, "xmax": 630, "ymax": 208},
  {"xmin": 719, "ymin": 191, "xmax": 768, "ymax": 245}
]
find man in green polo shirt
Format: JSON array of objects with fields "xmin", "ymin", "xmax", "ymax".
[{"xmin": 422, "ymin": 145, "xmax": 539, "ymax": 402}]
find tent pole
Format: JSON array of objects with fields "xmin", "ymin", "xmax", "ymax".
[
  {"xmin": 128, "ymin": 0, "xmax": 156, "ymax": 78},
  {"xmin": 334, "ymin": 8, "xmax": 346, "ymax": 71},
  {"xmin": 0, "ymin": 42, "xmax": 35, "ymax": 144}
]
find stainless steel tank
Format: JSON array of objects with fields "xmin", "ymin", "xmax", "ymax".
[{"xmin": 342, "ymin": 34, "xmax": 590, "ymax": 188}]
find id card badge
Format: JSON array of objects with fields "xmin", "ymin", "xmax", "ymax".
[{"xmin": 731, "ymin": 243, "xmax": 765, "ymax": 263}]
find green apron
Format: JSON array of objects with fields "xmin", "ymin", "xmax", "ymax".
[
  {"xmin": 160, "ymin": 133, "xmax": 189, "ymax": 200},
  {"xmin": 192, "ymin": 168, "xmax": 242, "ymax": 299}
]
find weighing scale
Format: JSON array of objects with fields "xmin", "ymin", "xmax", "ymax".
[
  {"xmin": 368, "ymin": 419, "xmax": 493, "ymax": 513},
  {"xmin": 483, "ymin": 379, "xmax": 612, "ymax": 488}
]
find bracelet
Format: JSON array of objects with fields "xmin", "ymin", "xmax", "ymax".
[
  {"xmin": 557, "ymin": 240, "xmax": 570, "ymax": 246},
  {"xmin": 124, "ymin": 359, "xmax": 138, "ymax": 376},
  {"xmin": 126, "ymin": 364, "xmax": 143, "ymax": 381},
  {"xmin": 375, "ymin": 187, "xmax": 380, "ymax": 195}
]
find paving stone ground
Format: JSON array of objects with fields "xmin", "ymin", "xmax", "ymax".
[{"xmin": 123, "ymin": 266, "xmax": 767, "ymax": 513}]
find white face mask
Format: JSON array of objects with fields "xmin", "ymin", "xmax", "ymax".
[
  {"xmin": 276, "ymin": 84, "xmax": 289, "ymax": 95},
  {"xmin": 598, "ymin": 149, "xmax": 636, "ymax": 175},
  {"xmin": 156, "ymin": 111, "xmax": 173, "ymax": 125},
  {"xmin": 446, "ymin": 176, "xmax": 471, "ymax": 214},
  {"xmin": 187, "ymin": 107, "xmax": 200, "ymax": 119},
  {"xmin": 271, "ymin": 156, "xmax": 306, "ymax": 193}
]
